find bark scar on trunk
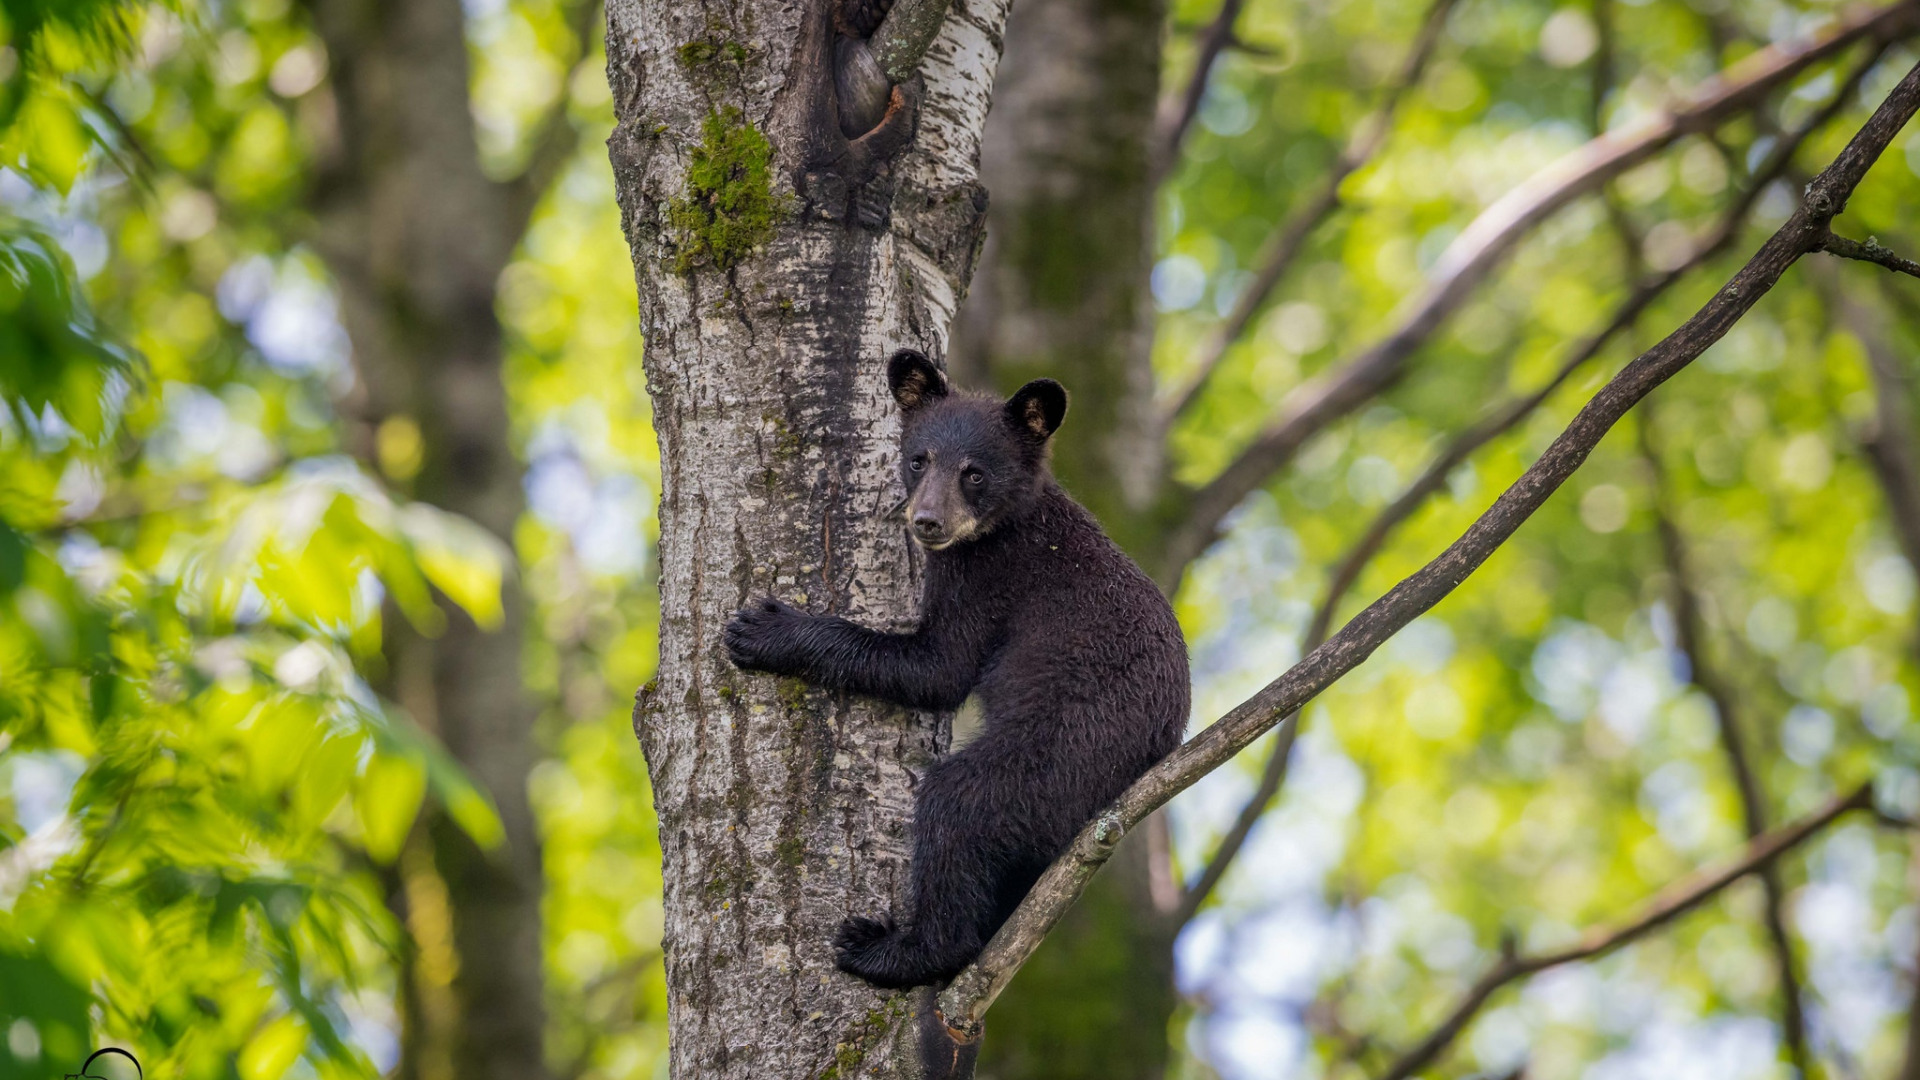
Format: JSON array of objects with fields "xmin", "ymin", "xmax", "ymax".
[{"xmin": 779, "ymin": 0, "xmax": 932, "ymax": 229}]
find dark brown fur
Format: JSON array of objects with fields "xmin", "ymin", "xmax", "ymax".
[{"xmin": 725, "ymin": 350, "xmax": 1190, "ymax": 988}]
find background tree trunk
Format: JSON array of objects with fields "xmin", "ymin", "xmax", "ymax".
[
  {"xmin": 604, "ymin": 0, "xmax": 1011, "ymax": 1072},
  {"xmin": 945, "ymin": 0, "xmax": 1183, "ymax": 1075},
  {"xmin": 948, "ymin": 0, "xmax": 1168, "ymax": 541},
  {"xmin": 303, "ymin": 1, "xmax": 552, "ymax": 1078}
]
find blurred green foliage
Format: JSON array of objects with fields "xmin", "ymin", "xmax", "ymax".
[
  {"xmin": 1157, "ymin": 0, "xmax": 1920, "ymax": 1071},
  {"xmin": 0, "ymin": 0, "xmax": 661, "ymax": 1077}
]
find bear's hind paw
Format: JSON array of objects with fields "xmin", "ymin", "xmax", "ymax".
[
  {"xmin": 834, "ymin": 915, "xmax": 932, "ymax": 989},
  {"xmin": 833, "ymin": 914, "xmax": 894, "ymax": 954}
]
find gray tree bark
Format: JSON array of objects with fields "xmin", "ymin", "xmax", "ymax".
[
  {"xmin": 604, "ymin": 0, "xmax": 1011, "ymax": 1072},
  {"xmin": 301, "ymin": 1, "xmax": 558, "ymax": 1077}
]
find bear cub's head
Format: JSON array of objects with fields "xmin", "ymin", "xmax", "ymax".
[{"xmin": 888, "ymin": 349, "xmax": 1067, "ymax": 551}]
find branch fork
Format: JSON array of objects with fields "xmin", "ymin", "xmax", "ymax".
[{"xmin": 1819, "ymin": 230, "xmax": 1920, "ymax": 278}]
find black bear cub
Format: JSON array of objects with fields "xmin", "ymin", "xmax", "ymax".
[{"xmin": 724, "ymin": 350, "xmax": 1191, "ymax": 989}]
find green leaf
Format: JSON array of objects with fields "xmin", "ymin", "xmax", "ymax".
[
  {"xmin": 354, "ymin": 750, "xmax": 427, "ymax": 864},
  {"xmin": 0, "ymin": 952, "xmax": 91, "ymax": 1080},
  {"xmin": 237, "ymin": 1012, "xmax": 307, "ymax": 1080},
  {"xmin": 398, "ymin": 503, "xmax": 510, "ymax": 630},
  {"xmin": 367, "ymin": 711, "xmax": 505, "ymax": 851},
  {"xmin": 0, "ymin": 223, "xmax": 135, "ymax": 441},
  {"xmin": 0, "ymin": 521, "xmax": 24, "ymax": 593}
]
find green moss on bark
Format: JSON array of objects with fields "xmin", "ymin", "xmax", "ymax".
[
  {"xmin": 667, "ymin": 108, "xmax": 787, "ymax": 273},
  {"xmin": 817, "ymin": 995, "xmax": 914, "ymax": 1080},
  {"xmin": 677, "ymin": 38, "xmax": 750, "ymax": 68}
]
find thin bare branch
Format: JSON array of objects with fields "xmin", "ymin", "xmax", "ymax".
[
  {"xmin": 1153, "ymin": 0, "xmax": 1248, "ymax": 178},
  {"xmin": 1820, "ymin": 231, "xmax": 1920, "ymax": 278},
  {"xmin": 1591, "ymin": 0, "xmax": 1653, "ymax": 277},
  {"xmin": 1860, "ymin": 301, "xmax": 1920, "ymax": 570},
  {"xmin": 937, "ymin": 57, "xmax": 1920, "ymax": 1036},
  {"xmin": 1167, "ymin": 48, "xmax": 1879, "ymax": 924},
  {"xmin": 1589, "ymin": 0, "xmax": 1616, "ymax": 133},
  {"xmin": 1639, "ymin": 410, "xmax": 1810, "ymax": 1077},
  {"xmin": 1904, "ymin": 837, "xmax": 1920, "ymax": 1080},
  {"xmin": 1157, "ymin": 0, "xmax": 1920, "ymax": 581},
  {"xmin": 1376, "ymin": 783, "xmax": 1873, "ymax": 1080},
  {"xmin": 504, "ymin": 0, "xmax": 605, "ymax": 237},
  {"xmin": 1161, "ymin": 0, "xmax": 1461, "ymax": 423}
]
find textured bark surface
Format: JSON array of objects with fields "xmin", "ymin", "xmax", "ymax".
[
  {"xmin": 944, "ymin": 0, "xmax": 1181, "ymax": 1074},
  {"xmin": 303, "ymin": 1, "xmax": 551, "ymax": 1079},
  {"xmin": 604, "ymin": 0, "xmax": 1009, "ymax": 1072}
]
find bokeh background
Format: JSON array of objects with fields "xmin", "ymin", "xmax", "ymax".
[{"xmin": 2, "ymin": 0, "xmax": 1920, "ymax": 1077}]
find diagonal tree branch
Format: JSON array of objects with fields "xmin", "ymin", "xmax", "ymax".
[
  {"xmin": 1156, "ymin": 0, "xmax": 1920, "ymax": 582},
  {"xmin": 504, "ymin": 0, "xmax": 606, "ymax": 238},
  {"xmin": 1153, "ymin": 0, "xmax": 1248, "ymax": 180},
  {"xmin": 1376, "ymin": 782, "xmax": 1874, "ymax": 1080},
  {"xmin": 1161, "ymin": 0, "xmax": 1461, "ymax": 424},
  {"xmin": 1820, "ymin": 231, "xmax": 1920, "ymax": 278},
  {"xmin": 1168, "ymin": 46, "xmax": 1880, "ymax": 925},
  {"xmin": 1639, "ymin": 409, "xmax": 1811, "ymax": 1078},
  {"xmin": 938, "ymin": 56, "xmax": 1920, "ymax": 1037}
]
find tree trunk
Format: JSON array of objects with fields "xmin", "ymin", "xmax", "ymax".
[
  {"xmin": 604, "ymin": 0, "xmax": 1010, "ymax": 1072},
  {"xmin": 304, "ymin": 2, "xmax": 550, "ymax": 1078},
  {"xmin": 947, "ymin": 0, "xmax": 1181, "ymax": 1074}
]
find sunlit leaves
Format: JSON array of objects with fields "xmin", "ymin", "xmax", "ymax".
[
  {"xmin": 0, "ymin": 0, "xmax": 150, "ymax": 192},
  {"xmin": 171, "ymin": 461, "xmax": 509, "ymax": 637},
  {"xmin": 0, "ymin": 18, "xmax": 515, "ymax": 1075},
  {"xmin": 0, "ymin": 223, "xmax": 131, "ymax": 440}
]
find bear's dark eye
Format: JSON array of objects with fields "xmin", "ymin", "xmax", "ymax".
[
  {"xmin": 965, "ymin": 469, "xmax": 984, "ymax": 485},
  {"xmin": 909, "ymin": 456, "xmax": 925, "ymax": 472}
]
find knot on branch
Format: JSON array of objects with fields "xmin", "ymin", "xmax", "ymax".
[
  {"xmin": 1801, "ymin": 179, "xmax": 1839, "ymax": 221},
  {"xmin": 1085, "ymin": 813, "xmax": 1126, "ymax": 855},
  {"xmin": 632, "ymin": 678, "xmax": 660, "ymax": 738}
]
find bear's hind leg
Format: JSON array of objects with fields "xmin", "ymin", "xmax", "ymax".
[{"xmin": 834, "ymin": 760, "xmax": 1009, "ymax": 988}]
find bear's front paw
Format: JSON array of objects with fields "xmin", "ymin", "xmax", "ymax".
[{"xmin": 724, "ymin": 596, "xmax": 804, "ymax": 673}]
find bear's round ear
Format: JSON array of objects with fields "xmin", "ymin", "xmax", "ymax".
[
  {"xmin": 888, "ymin": 349, "xmax": 949, "ymax": 414},
  {"xmin": 1004, "ymin": 379, "xmax": 1067, "ymax": 441}
]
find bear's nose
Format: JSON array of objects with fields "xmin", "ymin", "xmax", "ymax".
[{"xmin": 912, "ymin": 514, "xmax": 945, "ymax": 541}]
